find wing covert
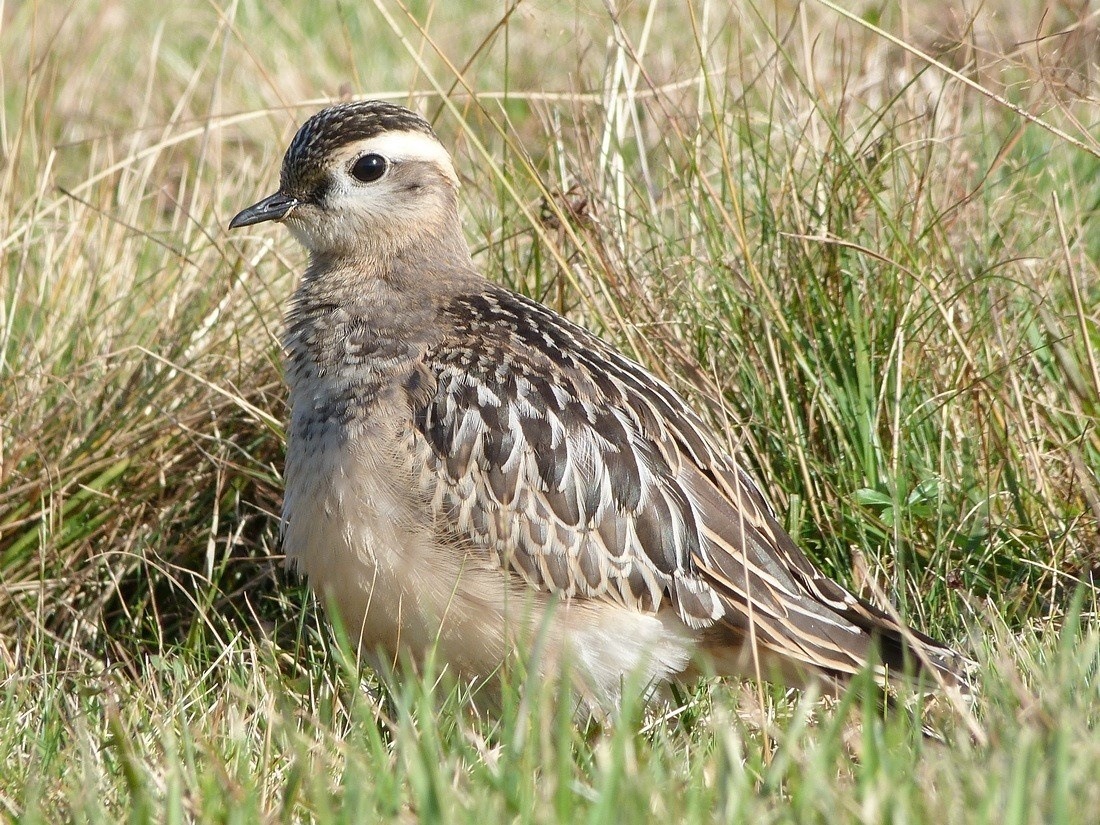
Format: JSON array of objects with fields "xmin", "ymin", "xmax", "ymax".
[
  {"xmin": 402, "ymin": 286, "xmax": 967, "ymax": 689},
  {"xmin": 410, "ymin": 310, "xmax": 725, "ymax": 628}
]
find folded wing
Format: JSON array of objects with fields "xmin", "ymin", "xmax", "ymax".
[{"xmin": 408, "ymin": 286, "xmax": 968, "ymax": 689}]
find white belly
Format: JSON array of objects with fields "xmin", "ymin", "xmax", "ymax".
[{"xmin": 281, "ymin": 405, "xmax": 699, "ymax": 706}]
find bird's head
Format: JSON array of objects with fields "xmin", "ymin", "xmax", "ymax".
[{"xmin": 229, "ymin": 100, "xmax": 463, "ymax": 262}]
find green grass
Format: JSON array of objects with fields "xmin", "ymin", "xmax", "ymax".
[{"xmin": 2, "ymin": 0, "xmax": 1099, "ymax": 821}]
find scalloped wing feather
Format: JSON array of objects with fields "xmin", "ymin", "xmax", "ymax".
[{"xmin": 407, "ymin": 286, "xmax": 968, "ymax": 689}]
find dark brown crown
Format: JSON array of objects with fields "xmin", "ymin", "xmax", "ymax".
[{"xmin": 279, "ymin": 100, "xmax": 436, "ymax": 199}]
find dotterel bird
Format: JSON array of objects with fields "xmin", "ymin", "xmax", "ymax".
[{"xmin": 229, "ymin": 100, "xmax": 969, "ymax": 707}]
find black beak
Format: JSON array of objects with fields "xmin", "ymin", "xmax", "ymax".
[{"xmin": 228, "ymin": 191, "xmax": 299, "ymax": 229}]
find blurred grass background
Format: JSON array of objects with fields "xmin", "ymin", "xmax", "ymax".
[{"xmin": 1, "ymin": 0, "xmax": 1098, "ymax": 821}]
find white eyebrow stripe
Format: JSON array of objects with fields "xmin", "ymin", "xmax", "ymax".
[{"xmin": 351, "ymin": 130, "xmax": 459, "ymax": 186}]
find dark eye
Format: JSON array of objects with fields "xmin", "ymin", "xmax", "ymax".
[{"xmin": 350, "ymin": 154, "xmax": 387, "ymax": 183}]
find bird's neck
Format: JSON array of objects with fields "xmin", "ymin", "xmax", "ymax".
[
  {"xmin": 297, "ymin": 237, "xmax": 479, "ymax": 321},
  {"xmin": 296, "ymin": 195, "xmax": 472, "ymax": 278},
  {"xmin": 282, "ymin": 226, "xmax": 480, "ymax": 406}
]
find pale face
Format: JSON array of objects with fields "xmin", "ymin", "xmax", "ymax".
[
  {"xmin": 282, "ymin": 130, "xmax": 460, "ymax": 257},
  {"xmin": 231, "ymin": 128, "xmax": 461, "ymax": 258}
]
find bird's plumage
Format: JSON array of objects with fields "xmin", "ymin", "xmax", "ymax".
[{"xmin": 230, "ymin": 100, "xmax": 970, "ymax": 708}]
